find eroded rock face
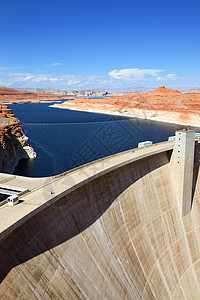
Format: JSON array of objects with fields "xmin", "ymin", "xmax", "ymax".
[
  {"xmin": 53, "ymin": 86, "xmax": 200, "ymax": 126},
  {"xmin": 0, "ymin": 104, "xmax": 36, "ymax": 173},
  {"xmin": 151, "ymin": 86, "xmax": 182, "ymax": 95}
]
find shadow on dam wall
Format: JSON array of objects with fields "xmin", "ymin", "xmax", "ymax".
[{"xmin": 1, "ymin": 146, "xmax": 200, "ymax": 299}]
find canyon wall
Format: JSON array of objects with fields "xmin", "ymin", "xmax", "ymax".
[
  {"xmin": 53, "ymin": 86, "xmax": 200, "ymax": 127},
  {"xmin": 0, "ymin": 104, "xmax": 36, "ymax": 174}
]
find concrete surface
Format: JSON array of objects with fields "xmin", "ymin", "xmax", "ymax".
[
  {"xmin": 174, "ymin": 130, "xmax": 195, "ymax": 216},
  {"xmin": 1, "ymin": 140, "xmax": 200, "ymax": 299}
]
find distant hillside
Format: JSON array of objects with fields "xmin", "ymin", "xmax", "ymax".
[
  {"xmin": 17, "ymin": 86, "xmax": 200, "ymax": 95},
  {"xmin": 105, "ymin": 87, "xmax": 154, "ymax": 94},
  {"xmin": 0, "ymin": 86, "xmax": 66, "ymax": 103},
  {"xmin": 17, "ymin": 87, "xmax": 111, "ymax": 97},
  {"xmin": 151, "ymin": 86, "xmax": 182, "ymax": 95},
  {"xmin": 106, "ymin": 87, "xmax": 200, "ymax": 94},
  {"xmin": 177, "ymin": 87, "xmax": 200, "ymax": 93},
  {"xmin": 17, "ymin": 87, "xmax": 66, "ymax": 95},
  {"xmin": 52, "ymin": 86, "xmax": 200, "ymax": 127}
]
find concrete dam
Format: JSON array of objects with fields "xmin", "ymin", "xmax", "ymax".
[{"xmin": 0, "ymin": 130, "xmax": 200, "ymax": 299}]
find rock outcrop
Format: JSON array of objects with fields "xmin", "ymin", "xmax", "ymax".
[
  {"xmin": 0, "ymin": 104, "xmax": 36, "ymax": 173},
  {"xmin": 151, "ymin": 86, "xmax": 182, "ymax": 95},
  {"xmin": 52, "ymin": 86, "xmax": 200, "ymax": 126}
]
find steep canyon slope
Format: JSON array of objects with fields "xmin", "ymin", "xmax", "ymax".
[{"xmin": 0, "ymin": 104, "xmax": 36, "ymax": 173}]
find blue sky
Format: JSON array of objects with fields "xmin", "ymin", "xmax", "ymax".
[{"xmin": 0, "ymin": 0, "xmax": 199, "ymax": 89}]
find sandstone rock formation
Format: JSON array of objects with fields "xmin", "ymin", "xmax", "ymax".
[
  {"xmin": 0, "ymin": 86, "xmax": 67, "ymax": 104},
  {"xmin": 53, "ymin": 86, "xmax": 200, "ymax": 126},
  {"xmin": 17, "ymin": 86, "xmax": 200, "ymax": 96},
  {"xmin": 0, "ymin": 104, "xmax": 36, "ymax": 173},
  {"xmin": 151, "ymin": 86, "xmax": 182, "ymax": 95},
  {"xmin": 105, "ymin": 87, "xmax": 200, "ymax": 94}
]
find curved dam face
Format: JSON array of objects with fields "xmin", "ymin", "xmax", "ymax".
[{"xmin": 1, "ymin": 145, "xmax": 200, "ymax": 299}]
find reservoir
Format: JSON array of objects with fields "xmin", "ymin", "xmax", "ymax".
[{"xmin": 8, "ymin": 102, "xmax": 183, "ymax": 177}]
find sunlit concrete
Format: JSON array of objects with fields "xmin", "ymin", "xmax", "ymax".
[
  {"xmin": 173, "ymin": 130, "xmax": 195, "ymax": 216},
  {"xmin": 1, "ymin": 140, "xmax": 200, "ymax": 299}
]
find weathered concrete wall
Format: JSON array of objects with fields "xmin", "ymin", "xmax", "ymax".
[{"xmin": 1, "ymin": 147, "xmax": 200, "ymax": 299}]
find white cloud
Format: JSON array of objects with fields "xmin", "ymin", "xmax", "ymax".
[
  {"xmin": 0, "ymin": 68, "xmax": 196, "ymax": 89},
  {"xmin": 45, "ymin": 62, "xmax": 63, "ymax": 67},
  {"xmin": 167, "ymin": 73, "xmax": 176, "ymax": 78},
  {"xmin": 108, "ymin": 68, "xmax": 163, "ymax": 80},
  {"xmin": 23, "ymin": 75, "xmax": 34, "ymax": 81},
  {"xmin": 3, "ymin": 73, "xmax": 50, "ymax": 85},
  {"xmin": 0, "ymin": 66, "xmax": 27, "ymax": 71},
  {"xmin": 32, "ymin": 76, "xmax": 49, "ymax": 82},
  {"xmin": 156, "ymin": 77, "xmax": 165, "ymax": 81},
  {"xmin": 49, "ymin": 77, "xmax": 59, "ymax": 82},
  {"xmin": 67, "ymin": 79, "xmax": 81, "ymax": 85}
]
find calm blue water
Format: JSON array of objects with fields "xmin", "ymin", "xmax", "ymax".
[{"xmin": 8, "ymin": 103, "xmax": 183, "ymax": 177}]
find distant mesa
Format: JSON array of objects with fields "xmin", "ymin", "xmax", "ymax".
[
  {"xmin": 0, "ymin": 86, "xmax": 66, "ymax": 103},
  {"xmin": 52, "ymin": 85, "xmax": 200, "ymax": 127},
  {"xmin": 151, "ymin": 86, "xmax": 182, "ymax": 95}
]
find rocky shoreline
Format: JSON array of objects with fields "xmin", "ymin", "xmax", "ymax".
[
  {"xmin": 51, "ymin": 104, "xmax": 200, "ymax": 127},
  {"xmin": 51, "ymin": 86, "xmax": 200, "ymax": 128},
  {"xmin": 0, "ymin": 104, "xmax": 36, "ymax": 174}
]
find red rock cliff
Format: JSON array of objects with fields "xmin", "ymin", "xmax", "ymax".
[
  {"xmin": 0, "ymin": 104, "xmax": 36, "ymax": 173},
  {"xmin": 53, "ymin": 86, "xmax": 200, "ymax": 126}
]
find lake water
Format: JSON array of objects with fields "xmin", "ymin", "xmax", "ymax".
[{"xmin": 8, "ymin": 102, "xmax": 183, "ymax": 177}]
